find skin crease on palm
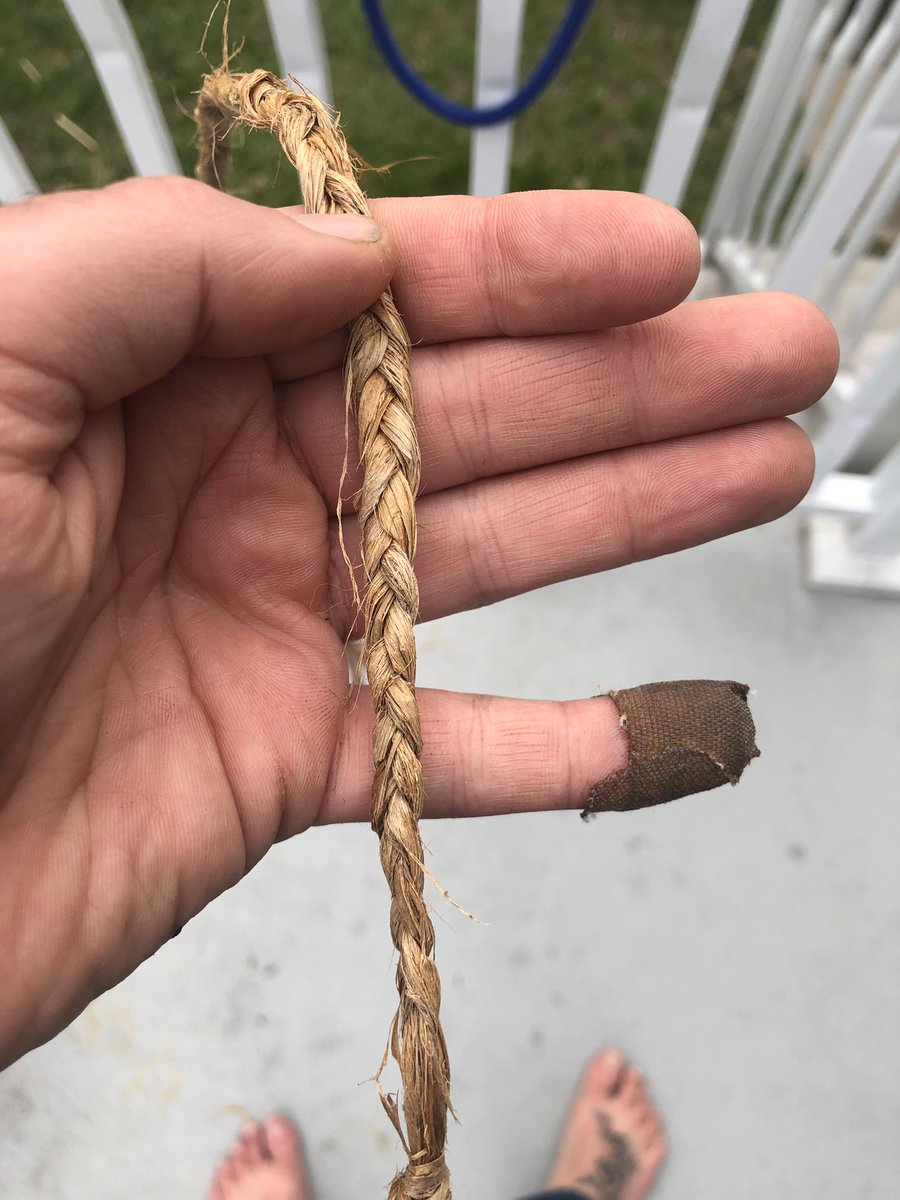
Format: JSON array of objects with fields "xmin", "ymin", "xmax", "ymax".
[{"xmin": 0, "ymin": 178, "xmax": 838, "ymax": 1072}]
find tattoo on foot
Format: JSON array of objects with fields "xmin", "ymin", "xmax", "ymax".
[{"xmin": 576, "ymin": 1111, "xmax": 637, "ymax": 1200}]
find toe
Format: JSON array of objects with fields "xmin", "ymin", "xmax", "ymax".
[
  {"xmin": 205, "ymin": 1177, "xmax": 225, "ymax": 1200},
  {"xmin": 264, "ymin": 1114, "xmax": 302, "ymax": 1173},
  {"xmin": 212, "ymin": 1158, "xmax": 236, "ymax": 1195},
  {"xmin": 645, "ymin": 1129, "xmax": 667, "ymax": 1172},
  {"xmin": 232, "ymin": 1134, "xmax": 252, "ymax": 1172},
  {"xmin": 618, "ymin": 1065, "xmax": 643, "ymax": 1105},
  {"xmin": 632, "ymin": 1075, "xmax": 651, "ymax": 1113},
  {"xmin": 635, "ymin": 1112, "xmax": 660, "ymax": 1150},
  {"xmin": 242, "ymin": 1123, "xmax": 263, "ymax": 1167},
  {"xmin": 583, "ymin": 1048, "xmax": 626, "ymax": 1098}
]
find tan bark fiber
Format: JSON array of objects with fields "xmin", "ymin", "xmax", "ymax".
[{"xmin": 195, "ymin": 69, "xmax": 451, "ymax": 1200}]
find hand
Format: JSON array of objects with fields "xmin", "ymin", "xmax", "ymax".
[{"xmin": 0, "ymin": 179, "xmax": 837, "ymax": 1067}]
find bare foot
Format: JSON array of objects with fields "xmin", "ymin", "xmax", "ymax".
[
  {"xmin": 206, "ymin": 1115, "xmax": 307, "ymax": 1200},
  {"xmin": 543, "ymin": 1049, "xmax": 665, "ymax": 1200}
]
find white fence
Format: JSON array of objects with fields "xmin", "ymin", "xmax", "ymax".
[
  {"xmin": 647, "ymin": 0, "xmax": 900, "ymax": 597},
  {"xmin": 2, "ymin": 0, "xmax": 899, "ymax": 596}
]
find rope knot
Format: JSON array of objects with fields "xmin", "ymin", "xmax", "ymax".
[{"xmin": 389, "ymin": 1155, "xmax": 451, "ymax": 1200}]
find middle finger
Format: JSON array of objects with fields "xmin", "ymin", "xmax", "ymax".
[{"xmin": 280, "ymin": 291, "xmax": 836, "ymax": 506}]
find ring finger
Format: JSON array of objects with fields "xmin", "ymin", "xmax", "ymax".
[{"xmin": 326, "ymin": 417, "xmax": 813, "ymax": 632}]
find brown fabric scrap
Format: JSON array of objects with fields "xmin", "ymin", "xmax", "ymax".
[{"xmin": 582, "ymin": 680, "xmax": 760, "ymax": 819}]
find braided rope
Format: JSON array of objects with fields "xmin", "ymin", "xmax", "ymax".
[{"xmin": 195, "ymin": 68, "xmax": 451, "ymax": 1200}]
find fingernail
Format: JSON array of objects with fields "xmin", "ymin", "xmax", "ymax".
[{"xmin": 288, "ymin": 212, "xmax": 380, "ymax": 241}]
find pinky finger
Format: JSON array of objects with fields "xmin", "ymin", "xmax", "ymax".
[
  {"xmin": 318, "ymin": 688, "xmax": 626, "ymax": 825},
  {"xmin": 313, "ymin": 676, "xmax": 758, "ymax": 828}
]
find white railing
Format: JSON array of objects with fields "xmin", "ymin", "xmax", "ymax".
[
  {"xmin": 2, "ymin": 0, "xmax": 899, "ymax": 595},
  {"xmin": 645, "ymin": 0, "xmax": 900, "ymax": 596}
]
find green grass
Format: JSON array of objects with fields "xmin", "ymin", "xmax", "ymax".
[{"xmin": 0, "ymin": 0, "xmax": 776, "ymax": 225}]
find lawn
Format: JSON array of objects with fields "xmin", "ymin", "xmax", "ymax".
[{"xmin": 0, "ymin": 0, "xmax": 776, "ymax": 224}]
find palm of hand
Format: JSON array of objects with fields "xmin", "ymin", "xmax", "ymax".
[{"xmin": 2, "ymin": 348, "xmax": 354, "ymax": 1065}]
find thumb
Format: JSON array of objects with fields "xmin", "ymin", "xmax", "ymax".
[{"xmin": 0, "ymin": 176, "xmax": 390, "ymax": 447}]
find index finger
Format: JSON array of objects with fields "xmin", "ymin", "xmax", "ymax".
[
  {"xmin": 376, "ymin": 191, "xmax": 700, "ymax": 342},
  {"xmin": 270, "ymin": 190, "xmax": 700, "ymax": 379}
]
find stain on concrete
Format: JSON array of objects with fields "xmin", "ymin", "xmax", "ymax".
[
  {"xmin": 82, "ymin": 1003, "xmax": 135, "ymax": 1055},
  {"xmin": 309, "ymin": 1033, "xmax": 343, "ymax": 1055},
  {"xmin": 2, "ymin": 1084, "xmax": 35, "ymax": 1123},
  {"xmin": 126, "ymin": 1052, "xmax": 182, "ymax": 1106},
  {"xmin": 626, "ymin": 871, "xmax": 650, "ymax": 896}
]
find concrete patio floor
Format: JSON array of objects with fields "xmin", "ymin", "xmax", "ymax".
[{"xmin": 2, "ymin": 509, "xmax": 899, "ymax": 1199}]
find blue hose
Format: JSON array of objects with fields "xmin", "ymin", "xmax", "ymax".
[{"xmin": 359, "ymin": 0, "xmax": 595, "ymax": 127}]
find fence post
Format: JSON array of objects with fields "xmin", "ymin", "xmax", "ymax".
[
  {"xmin": 263, "ymin": 0, "xmax": 331, "ymax": 102},
  {"xmin": 0, "ymin": 118, "xmax": 38, "ymax": 202},
  {"xmin": 62, "ymin": 0, "xmax": 181, "ymax": 177},
  {"xmin": 642, "ymin": 0, "xmax": 754, "ymax": 209},
  {"xmin": 469, "ymin": 0, "xmax": 527, "ymax": 195},
  {"xmin": 703, "ymin": 0, "xmax": 820, "ymax": 243},
  {"xmin": 770, "ymin": 51, "xmax": 900, "ymax": 297}
]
